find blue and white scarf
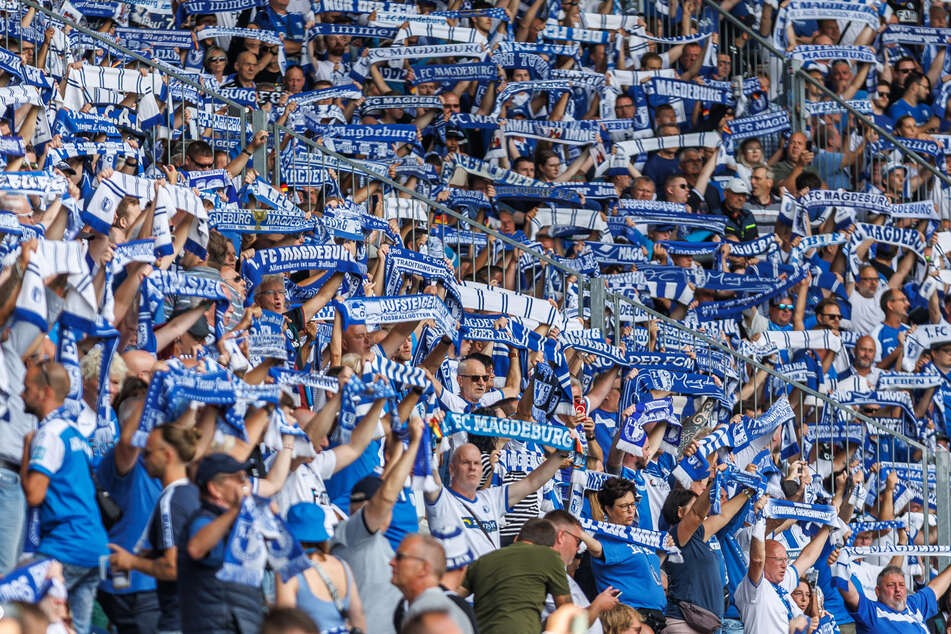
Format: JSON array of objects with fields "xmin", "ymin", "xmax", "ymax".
[
  {"xmin": 647, "ymin": 77, "xmax": 732, "ymax": 104},
  {"xmin": 725, "ymin": 111, "xmax": 791, "ymax": 142},
  {"xmin": 0, "ymin": 558, "xmax": 54, "ymax": 602},
  {"xmin": 791, "ymin": 45, "xmax": 877, "ymax": 64},
  {"xmin": 578, "ymin": 517, "xmax": 678, "ymax": 554},
  {"xmin": 241, "ymin": 244, "xmax": 365, "ymax": 304},
  {"xmin": 218, "ymin": 495, "xmax": 309, "ymax": 586},
  {"xmin": 882, "ymin": 24, "xmax": 951, "ymax": 45},
  {"xmin": 342, "ymin": 294, "xmax": 459, "ymax": 346},
  {"xmin": 763, "ymin": 498, "xmax": 838, "ymax": 526},
  {"xmin": 443, "ymin": 411, "xmax": 575, "ymax": 452}
]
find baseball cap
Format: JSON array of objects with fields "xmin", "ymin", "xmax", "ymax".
[
  {"xmin": 350, "ymin": 475, "xmax": 382, "ymax": 504},
  {"xmin": 725, "ymin": 177, "xmax": 750, "ymax": 195},
  {"xmin": 194, "ymin": 453, "xmax": 249, "ymax": 488}
]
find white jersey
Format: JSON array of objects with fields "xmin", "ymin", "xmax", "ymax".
[
  {"xmin": 735, "ymin": 565, "xmax": 803, "ymax": 633},
  {"xmin": 426, "ymin": 485, "xmax": 509, "ymax": 559},
  {"xmin": 848, "ymin": 287, "xmax": 885, "ymax": 335},
  {"xmin": 273, "ymin": 451, "xmax": 342, "ymax": 535}
]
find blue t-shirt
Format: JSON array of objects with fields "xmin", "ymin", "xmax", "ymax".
[
  {"xmin": 643, "ymin": 154, "xmax": 681, "ymax": 193},
  {"xmin": 664, "ymin": 525, "xmax": 726, "ymax": 620},
  {"xmin": 326, "ymin": 439, "xmax": 382, "ymax": 510},
  {"xmin": 850, "ymin": 585, "xmax": 937, "ymax": 634},
  {"xmin": 96, "ymin": 450, "xmax": 162, "ymax": 594},
  {"xmin": 814, "ymin": 149, "xmax": 850, "ymax": 190},
  {"xmin": 29, "ymin": 414, "xmax": 109, "ymax": 568},
  {"xmin": 383, "ymin": 487, "xmax": 420, "ymax": 551},
  {"xmin": 591, "ymin": 536, "xmax": 667, "ymax": 612},
  {"xmin": 888, "ymin": 98, "xmax": 932, "ymax": 126}
]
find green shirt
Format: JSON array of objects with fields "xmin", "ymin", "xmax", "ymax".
[{"xmin": 462, "ymin": 542, "xmax": 570, "ymax": 634}]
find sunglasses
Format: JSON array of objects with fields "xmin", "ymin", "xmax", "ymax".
[
  {"xmin": 820, "ymin": 313, "xmax": 842, "ymax": 320},
  {"xmin": 192, "ymin": 160, "xmax": 214, "ymax": 169},
  {"xmin": 876, "ymin": 91, "xmax": 890, "ymax": 98},
  {"xmin": 773, "ymin": 303, "xmax": 793, "ymax": 311},
  {"xmin": 209, "ymin": 56, "xmax": 227, "ymax": 63},
  {"xmin": 897, "ymin": 67, "xmax": 914, "ymax": 73},
  {"xmin": 459, "ymin": 374, "xmax": 490, "ymax": 383}
]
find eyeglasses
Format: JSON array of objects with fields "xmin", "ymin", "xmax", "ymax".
[
  {"xmin": 611, "ymin": 501, "xmax": 637, "ymax": 512},
  {"xmin": 562, "ymin": 531, "xmax": 582, "ymax": 545},
  {"xmin": 897, "ymin": 67, "xmax": 914, "ymax": 74},
  {"xmin": 459, "ymin": 374, "xmax": 490, "ymax": 383},
  {"xmin": 766, "ymin": 555, "xmax": 788, "ymax": 563},
  {"xmin": 876, "ymin": 91, "xmax": 890, "ymax": 98},
  {"xmin": 209, "ymin": 56, "xmax": 227, "ymax": 63},
  {"xmin": 675, "ymin": 183, "xmax": 688, "ymax": 189},
  {"xmin": 191, "ymin": 159, "xmax": 214, "ymax": 169},
  {"xmin": 394, "ymin": 551, "xmax": 428, "ymax": 564},
  {"xmin": 820, "ymin": 313, "xmax": 842, "ymax": 320},
  {"xmin": 773, "ymin": 303, "xmax": 793, "ymax": 311}
]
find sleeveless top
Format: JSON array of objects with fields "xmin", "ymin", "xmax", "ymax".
[{"xmin": 295, "ymin": 558, "xmax": 355, "ymax": 634}]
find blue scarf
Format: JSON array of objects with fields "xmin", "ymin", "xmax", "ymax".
[
  {"xmin": 725, "ymin": 110, "xmax": 791, "ymax": 142},
  {"xmin": 763, "ymin": 498, "xmax": 837, "ymax": 525},
  {"xmin": 0, "ymin": 558, "xmax": 54, "ymax": 602},
  {"xmin": 218, "ymin": 495, "xmax": 309, "ymax": 587},
  {"xmin": 647, "ymin": 76, "xmax": 732, "ymax": 104},
  {"xmin": 444, "ymin": 411, "xmax": 575, "ymax": 452},
  {"xmin": 241, "ymin": 244, "xmax": 366, "ymax": 306},
  {"xmin": 341, "ymin": 295, "xmax": 459, "ymax": 349},
  {"xmin": 136, "ymin": 271, "xmax": 229, "ymax": 352},
  {"xmin": 210, "ymin": 207, "xmax": 317, "ymax": 234},
  {"xmin": 616, "ymin": 397, "xmax": 675, "ymax": 455},
  {"xmin": 411, "ymin": 62, "xmax": 499, "ymax": 85},
  {"xmin": 578, "ymin": 517, "xmax": 678, "ymax": 553},
  {"xmin": 882, "ymin": 24, "xmax": 951, "ymax": 45}
]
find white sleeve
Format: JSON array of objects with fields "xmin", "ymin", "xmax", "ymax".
[
  {"xmin": 313, "ymin": 451, "xmax": 337, "ymax": 480},
  {"xmin": 29, "ymin": 426, "xmax": 66, "ymax": 476}
]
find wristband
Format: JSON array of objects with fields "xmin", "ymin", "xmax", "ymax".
[{"xmin": 243, "ymin": 148, "xmax": 254, "ymax": 157}]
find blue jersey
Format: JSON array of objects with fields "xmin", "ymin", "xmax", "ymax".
[
  {"xmin": 851, "ymin": 585, "xmax": 937, "ymax": 634},
  {"xmin": 591, "ymin": 536, "xmax": 667, "ymax": 612},
  {"xmin": 383, "ymin": 487, "xmax": 420, "ymax": 551},
  {"xmin": 96, "ymin": 450, "xmax": 162, "ymax": 593},
  {"xmin": 871, "ymin": 322, "xmax": 910, "ymax": 363},
  {"xmin": 29, "ymin": 413, "xmax": 109, "ymax": 568}
]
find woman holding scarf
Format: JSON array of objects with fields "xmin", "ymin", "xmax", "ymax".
[
  {"xmin": 587, "ymin": 477, "xmax": 668, "ymax": 633},
  {"xmin": 661, "ymin": 429, "xmax": 756, "ymax": 634}
]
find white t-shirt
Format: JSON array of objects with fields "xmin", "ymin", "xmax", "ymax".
[
  {"xmin": 735, "ymin": 565, "xmax": 803, "ymax": 632},
  {"xmin": 849, "ymin": 287, "xmax": 885, "ymax": 336},
  {"xmin": 273, "ymin": 452, "xmax": 342, "ymax": 535},
  {"xmin": 426, "ymin": 485, "xmax": 510, "ymax": 559}
]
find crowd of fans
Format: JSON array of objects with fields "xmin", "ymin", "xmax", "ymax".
[{"xmin": 1, "ymin": 0, "xmax": 951, "ymax": 634}]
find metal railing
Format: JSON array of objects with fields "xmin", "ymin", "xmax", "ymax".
[{"xmin": 30, "ymin": 0, "xmax": 950, "ymax": 554}]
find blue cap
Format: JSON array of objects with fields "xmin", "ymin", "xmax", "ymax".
[
  {"xmin": 195, "ymin": 453, "xmax": 249, "ymax": 488},
  {"xmin": 286, "ymin": 502, "xmax": 330, "ymax": 543}
]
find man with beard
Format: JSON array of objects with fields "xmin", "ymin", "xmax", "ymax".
[
  {"xmin": 22, "ymin": 359, "xmax": 109, "ymax": 634},
  {"xmin": 836, "ymin": 335, "xmax": 880, "ymax": 393},
  {"xmin": 314, "ymin": 33, "xmax": 352, "ymax": 85},
  {"xmin": 834, "ymin": 563, "xmax": 951, "ymax": 633}
]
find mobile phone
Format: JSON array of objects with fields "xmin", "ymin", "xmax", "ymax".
[{"xmin": 574, "ymin": 397, "xmax": 587, "ymax": 418}]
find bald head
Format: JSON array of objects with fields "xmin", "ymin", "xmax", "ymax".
[
  {"xmin": 449, "ymin": 444, "xmax": 483, "ymax": 496},
  {"xmin": 763, "ymin": 539, "xmax": 790, "ymax": 583}
]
